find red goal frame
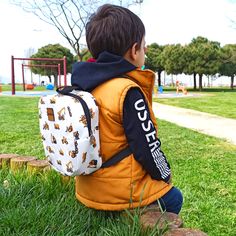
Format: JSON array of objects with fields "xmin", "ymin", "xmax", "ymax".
[{"xmin": 11, "ymin": 56, "xmax": 67, "ymax": 95}]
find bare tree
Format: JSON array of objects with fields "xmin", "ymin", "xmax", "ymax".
[
  {"xmin": 11, "ymin": 0, "xmax": 144, "ymax": 61},
  {"xmin": 116, "ymin": 0, "xmax": 143, "ymax": 6}
]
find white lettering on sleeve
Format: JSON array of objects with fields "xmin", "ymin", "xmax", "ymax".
[
  {"xmin": 145, "ymin": 130, "xmax": 156, "ymax": 143},
  {"xmin": 133, "ymin": 97, "xmax": 170, "ymax": 180},
  {"xmin": 138, "ymin": 110, "xmax": 147, "ymax": 121},
  {"xmin": 134, "ymin": 99, "xmax": 145, "ymax": 111},
  {"xmin": 142, "ymin": 120, "xmax": 153, "ymax": 132},
  {"xmin": 149, "ymin": 140, "xmax": 160, "ymax": 152}
]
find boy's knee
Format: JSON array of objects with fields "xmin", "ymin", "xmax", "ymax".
[
  {"xmin": 171, "ymin": 187, "xmax": 183, "ymax": 214},
  {"xmin": 159, "ymin": 187, "xmax": 183, "ymax": 214},
  {"xmin": 175, "ymin": 187, "xmax": 183, "ymax": 204}
]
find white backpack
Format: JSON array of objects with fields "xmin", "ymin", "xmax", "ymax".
[{"xmin": 38, "ymin": 86, "xmax": 131, "ymax": 176}]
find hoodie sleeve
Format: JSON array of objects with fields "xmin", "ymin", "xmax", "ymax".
[{"xmin": 123, "ymin": 88, "xmax": 171, "ymax": 183}]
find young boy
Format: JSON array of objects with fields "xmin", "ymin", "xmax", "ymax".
[{"xmin": 71, "ymin": 4, "xmax": 183, "ymax": 214}]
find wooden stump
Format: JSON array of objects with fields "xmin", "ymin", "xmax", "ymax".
[
  {"xmin": 140, "ymin": 209, "xmax": 183, "ymax": 230},
  {"xmin": 10, "ymin": 156, "xmax": 37, "ymax": 172},
  {"xmin": 27, "ymin": 159, "xmax": 50, "ymax": 174},
  {"xmin": 164, "ymin": 228, "xmax": 208, "ymax": 236},
  {"xmin": 0, "ymin": 154, "xmax": 19, "ymax": 169}
]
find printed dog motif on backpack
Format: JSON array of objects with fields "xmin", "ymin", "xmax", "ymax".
[
  {"xmin": 54, "ymin": 123, "xmax": 60, "ymax": 129},
  {"xmin": 59, "ymin": 149, "xmax": 64, "ymax": 156},
  {"xmin": 82, "ymin": 152, "xmax": 87, "ymax": 163},
  {"xmin": 73, "ymin": 131, "xmax": 80, "ymax": 140},
  {"xmin": 57, "ymin": 107, "xmax": 66, "ymax": 120},
  {"xmin": 61, "ymin": 136, "xmax": 68, "ymax": 144},
  {"xmin": 51, "ymin": 134, "xmax": 57, "ymax": 144},
  {"xmin": 40, "ymin": 98, "xmax": 45, "ymax": 104},
  {"xmin": 90, "ymin": 135, "xmax": 97, "ymax": 148},
  {"xmin": 38, "ymin": 89, "xmax": 102, "ymax": 176},
  {"xmin": 66, "ymin": 124, "xmax": 73, "ymax": 132},
  {"xmin": 66, "ymin": 161, "xmax": 73, "ymax": 173},
  {"xmin": 67, "ymin": 106, "xmax": 72, "ymax": 117},
  {"xmin": 50, "ymin": 98, "xmax": 56, "ymax": 104},
  {"xmin": 88, "ymin": 159, "xmax": 98, "ymax": 168},
  {"xmin": 43, "ymin": 122, "xmax": 49, "ymax": 130},
  {"xmin": 79, "ymin": 115, "xmax": 87, "ymax": 127}
]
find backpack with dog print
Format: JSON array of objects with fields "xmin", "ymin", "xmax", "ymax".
[{"xmin": 38, "ymin": 86, "xmax": 131, "ymax": 176}]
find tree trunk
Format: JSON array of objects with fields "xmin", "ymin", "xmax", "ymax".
[
  {"xmin": 171, "ymin": 74, "xmax": 174, "ymax": 87},
  {"xmin": 27, "ymin": 159, "xmax": 50, "ymax": 174},
  {"xmin": 10, "ymin": 156, "xmax": 37, "ymax": 173},
  {"xmin": 78, "ymin": 54, "xmax": 83, "ymax": 62},
  {"xmin": 193, "ymin": 73, "xmax": 197, "ymax": 90},
  {"xmin": 230, "ymin": 75, "xmax": 234, "ymax": 89},
  {"xmin": 53, "ymin": 74, "xmax": 58, "ymax": 88},
  {"xmin": 0, "ymin": 154, "xmax": 19, "ymax": 169},
  {"xmin": 207, "ymin": 76, "xmax": 210, "ymax": 87},
  {"xmin": 157, "ymin": 70, "xmax": 161, "ymax": 86},
  {"xmin": 199, "ymin": 74, "xmax": 203, "ymax": 91},
  {"xmin": 48, "ymin": 75, "xmax": 52, "ymax": 83}
]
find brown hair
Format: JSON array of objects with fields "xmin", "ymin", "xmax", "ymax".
[{"xmin": 86, "ymin": 4, "xmax": 145, "ymax": 59}]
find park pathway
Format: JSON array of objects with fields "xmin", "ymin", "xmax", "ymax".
[{"xmin": 152, "ymin": 102, "xmax": 236, "ymax": 146}]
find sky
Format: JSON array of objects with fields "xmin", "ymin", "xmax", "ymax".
[{"xmin": 0, "ymin": 0, "xmax": 235, "ymax": 84}]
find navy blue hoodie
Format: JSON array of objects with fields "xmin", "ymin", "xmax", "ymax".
[{"xmin": 71, "ymin": 51, "xmax": 171, "ymax": 183}]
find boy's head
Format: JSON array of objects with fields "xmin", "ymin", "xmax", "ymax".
[{"xmin": 86, "ymin": 4, "xmax": 145, "ymax": 61}]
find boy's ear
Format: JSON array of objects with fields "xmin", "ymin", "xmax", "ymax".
[
  {"xmin": 130, "ymin": 42, "xmax": 138, "ymax": 61},
  {"xmin": 124, "ymin": 42, "xmax": 138, "ymax": 65}
]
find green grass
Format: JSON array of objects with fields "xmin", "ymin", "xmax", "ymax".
[
  {"xmin": 1, "ymin": 84, "xmax": 49, "ymax": 92},
  {"xmin": 0, "ymin": 96, "xmax": 236, "ymax": 236},
  {"xmin": 1, "ymin": 170, "xmax": 165, "ymax": 236},
  {"xmin": 155, "ymin": 90, "xmax": 236, "ymax": 119},
  {"xmin": 0, "ymin": 97, "xmax": 44, "ymax": 157},
  {"xmin": 158, "ymin": 121, "xmax": 236, "ymax": 236}
]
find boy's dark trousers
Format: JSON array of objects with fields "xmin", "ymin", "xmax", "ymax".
[{"xmin": 152, "ymin": 187, "xmax": 183, "ymax": 214}]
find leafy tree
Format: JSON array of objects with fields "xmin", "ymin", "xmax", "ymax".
[
  {"xmin": 11, "ymin": 0, "xmax": 144, "ymax": 61},
  {"xmin": 183, "ymin": 44, "xmax": 200, "ymax": 90},
  {"xmin": 30, "ymin": 44, "xmax": 74, "ymax": 87},
  {"xmin": 219, "ymin": 44, "xmax": 236, "ymax": 89},
  {"xmin": 188, "ymin": 36, "xmax": 221, "ymax": 91},
  {"xmin": 161, "ymin": 44, "xmax": 187, "ymax": 86},
  {"xmin": 145, "ymin": 43, "xmax": 165, "ymax": 86}
]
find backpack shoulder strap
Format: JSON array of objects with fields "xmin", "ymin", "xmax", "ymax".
[{"xmin": 101, "ymin": 146, "xmax": 132, "ymax": 168}]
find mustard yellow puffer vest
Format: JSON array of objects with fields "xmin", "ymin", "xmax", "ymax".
[{"xmin": 75, "ymin": 68, "xmax": 172, "ymax": 211}]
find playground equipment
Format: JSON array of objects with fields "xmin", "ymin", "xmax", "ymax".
[
  {"xmin": 153, "ymin": 85, "xmax": 164, "ymax": 96},
  {"xmin": 25, "ymin": 84, "xmax": 34, "ymax": 90},
  {"xmin": 158, "ymin": 85, "xmax": 163, "ymax": 93},
  {"xmin": 176, "ymin": 80, "xmax": 187, "ymax": 95},
  {"xmin": 22, "ymin": 64, "xmax": 62, "ymax": 90},
  {"xmin": 46, "ymin": 84, "xmax": 54, "ymax": 90},
  {"xmin": 153, "ymin": 85, "xmax": 158, "ymax": 95},
  {"xmin": 11, "ymin": 56, "xmax": 67, "ymax": 95}
]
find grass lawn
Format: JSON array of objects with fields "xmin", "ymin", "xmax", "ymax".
[
  {"xmin": 1, "ymin": 84, "xmax": 48, "ymax": 92},
  {"xmin": 0, "ymin": 96, "xmax": 236, "ymax": 236},
  {"xmin": 154, "ymin": 89, "xmax": 236, "ymax": 119}
]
